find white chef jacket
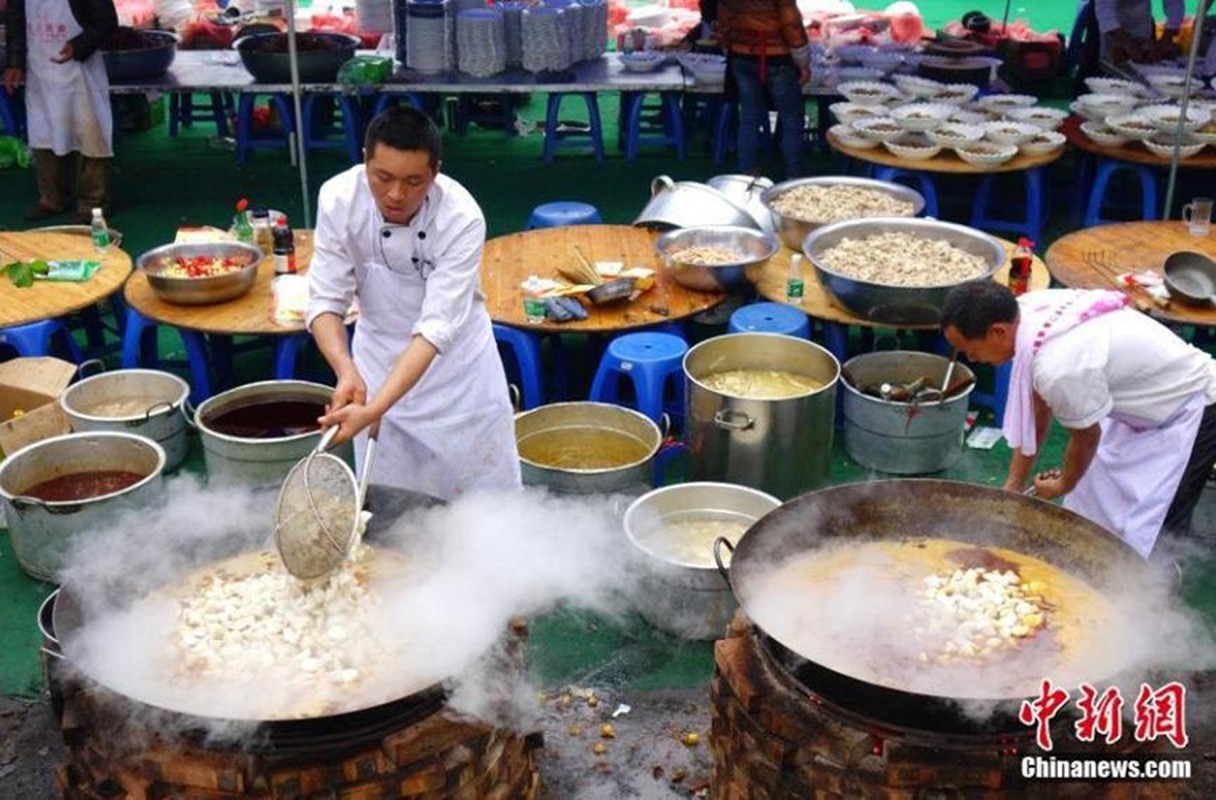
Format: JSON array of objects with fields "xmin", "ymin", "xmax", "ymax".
[
  {"xmin": 306, "ymin": 165, "xmax": 521, "ymax": 500},
  {"xmin": 1094, "ymin": 0, "xmax": 1185, "ymax": 40}
]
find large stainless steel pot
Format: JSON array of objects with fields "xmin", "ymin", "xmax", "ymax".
[
  {"xmin": 516, "ymin": 402, "xmax": 663, "ymax": 495},
  {"xmin": 802, "ymin": 217, "xmax": 1006, "ymax": 326},
  {"xmin": 633, "ymin": 175, "xmax": 762, "ymax": 231},
  {"xmin": 60, "ymin": 366, "xmax": 191, "ymax": 471},
  {"xmin": 0, "ymin": 433, "xmax": 166, "ymax": 581},
  {"xmin": 761, "ymin": 176, "xmax": 925, "ymax": 250},
  {"xmin": 624, "ymin": 482, "xmax": 779, "ymax": 640},
  {"xmin": 194, "ymin": 380, "xmax": 343, "ymax": 487},
  {"xmin": 684, "ymin": 333, "xmax": 839, "ymax": 499},
  {"xmin": 842, "ymin": 351, "xmax": 975, "ymax": 474},
  {"xmin": 706, "ymin": 174, "xmax": 775, "ymax": 232},
  {"xmin": 714, "ymin": 480, "xmax": 1150, "ymax": 734}
]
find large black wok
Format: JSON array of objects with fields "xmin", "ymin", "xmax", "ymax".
[
  {"xmin": 45, "ymin": 485, "xmax": 446, "ymax": 754},
  {"xmin": 715, "ymin": 479, "xmax": 1150, "ymax": 736}
]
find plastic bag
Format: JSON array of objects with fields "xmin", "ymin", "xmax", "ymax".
[
  {"xmin": 337, "ymin": 56, "xmax": 393, "ymax": 86},
  {"xmin": 0, "ymin": 136, "xmax": 31, "ymax": 170}
]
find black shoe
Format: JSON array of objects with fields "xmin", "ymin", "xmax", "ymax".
[{"xmin": 24, "ymin": 203, "xmax": 67, "ymax": 222}]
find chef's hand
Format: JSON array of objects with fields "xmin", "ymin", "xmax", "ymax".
[
  {"xmin": 2, "ymin": 68, "xmax": 22, "ymax": 94},
  {"xmin": 327, "ymin": 368, "xmax": 367, "ymax": 416},
  {"xmin": 52, "ymin": 43, "xmax": 75, "ymax": 64},
  {"xmin": 1032, "ymin": 468, "xmax": 1070, "ymax": 500},
  {"xmin": 318, "ymin": 403, "xmax": 380, "ymax": 446},
  {"xmin": 798, "ymin": 65, "xmax": 811, "ymax": 86}
]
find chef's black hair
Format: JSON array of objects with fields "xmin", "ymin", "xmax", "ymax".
[
  {"xmin": 940, "ymin": 280, "xmax": 1019, "ymax": 339},
  {"xmin": 364, "ymin": 106, "xmax": 442, "ymax": 167}
]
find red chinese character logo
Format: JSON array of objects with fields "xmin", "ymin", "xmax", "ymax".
[
  {"xmin": 1074, "ymin": 683, "xmax": 1124, "ymax": 744},
  {"xmin": 1019, "ymin": 679, "xmax": 1070, "ymax": 751},
  {"xmin": 1133, "ymin": 682, "xmax": 1188, "ymax": 749},
  {"xmin": 57, "ymin": 24, "xmax": 66, "ymax": 33}
]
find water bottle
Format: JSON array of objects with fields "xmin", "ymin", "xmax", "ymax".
[
  {"xmin": 786, "ymin": 253, "xmax": 805, "ymax": 304},
  {"xmin": 90, "ymin": 208, "xmax": 110, "ymax": 253}
]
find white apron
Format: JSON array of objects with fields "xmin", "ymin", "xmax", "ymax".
[
  {"xmin": 24, "ymin": 0, "xmax": 113, "ymax": 158},
  {"xmin": 1063, "ymin": 393, "xmax": 1205, "ymax": 559},
  {"xmin": 349, "ymin": 230, "xmax": 521, "ymax": 501}
]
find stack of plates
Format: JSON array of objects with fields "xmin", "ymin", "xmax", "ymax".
[
  {"xmin": 521, "ymin": 7, "xmax": 570, "ymax": 73},
  {"xmin": 546, "ymin": 0, "xmax": 584, "ymax": 63},
  {"xmin": 393, "ymin": 0, "xmax": 409, "ymax": 64},
  {"xmin": 496, "ymin": 1, "xmax": 526, "ymax": 68},
  {"xmin": 406, "ymin": 0, "xmax": 451, "ymax": 74},
  {"xmin": 579, "ymin": 0, "xmax": 607, "ymax": 61},
  {"xmin": 457, "ymin": 8, "xmax": 506, "ymax": 77},
  {"xmin": 356, "ymin": 0, "xmax": 394, "ymax": 35}
]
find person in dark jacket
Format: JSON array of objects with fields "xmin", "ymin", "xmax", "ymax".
[
  {"xmin": 716, "ymin": 0, "xmax": 809, "ymax": 178},
  {"xmin": 4, "ymin": 0, "xmax": 117, "ymax": 222}
]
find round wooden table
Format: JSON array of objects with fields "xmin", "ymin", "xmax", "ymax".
[
  {"xmin": 828, "ymin": 132, "xmax": 1066, "ymax": 174},
  {"xmin": 480, "ymin": 225, "xmax": 727, "ymax": 333},
  {"xmin": 1045, "ymin": 221, "xmax": 1216, "ymax": 326},
  {"xmin": 123, "ymin": 230, "xmax": 316, "ymax": 335},
  {"xmin": 0, "ymin": 231, "xmax": 133, "ymax": 328},
  {"xmin": 1062, "ymin": 115, "xmax": 1216, "ymax": 169},
  {"xmin": 753, "ymin": 236, "xmax": 1049, "ymax": 331}
]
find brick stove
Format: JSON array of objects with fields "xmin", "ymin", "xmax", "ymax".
[
  {"xmin": 710, "ymin": 615, "xmax": 1180, "ymax": 799},
  {"xmin": 46, "ymin": 620, "xmax": 542, "ymax": 800}
]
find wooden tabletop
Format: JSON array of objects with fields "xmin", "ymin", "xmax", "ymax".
[
  {"xmin": 753, "ymin": 237, "xmax": 1049, "ymax": 330},
  {"xmin": 1062, "ymin": 116, "xmax": 1216, "ymax": 169},
  {"xmin": 1045, "ymin": 221, "xmax": 1216, "ymax": 326},
  {"xmin": 828, "ymin": 131, "xmax": 1066, "ymax": 174},
  {"xmin": 124, "ymin": 231, "xmax": 316, "ymax": 336},
  {"xmin": 481, "ymin": 225, "xmax": 726, "ymax": 333},
  {"xmin": 0, "ymin": 231, "xmax": 133, "ymax": 329}
]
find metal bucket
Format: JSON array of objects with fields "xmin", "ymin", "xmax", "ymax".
[
  {"xmin": 684, "ymin": 333, "xmax": 839, "ymax": 499},
  {"xmin": 624, "ymin": 482, "xmax": 780, "ymax": 640},
  {"xmin": 60, "ymin": 366, "xmax": 191, "ymax": 471},
  {"xmin": 706, "ymin": 174, "xmax": 775, "ymax": 232},
  {"xmin": 0, "ymin": 433, "xmax": 167, "ymax": 581},
  {"xmin": 633, "ymin": 175, "xmax": 762, "ymax": 231},
  {"xmin": 515, "ymin": 402, "xmax": 662, "ymax": 495},
  {"xmin": 193, "ymin": 380, "xmax": 342, "ymax": 487},
  {"xmin": 842, "ymin": 351, "xmax": 976, "ymax": 475}
]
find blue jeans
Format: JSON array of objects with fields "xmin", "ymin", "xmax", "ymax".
[{"xmin": 730, "ymin": 57, "xmax": 805, "ymax": 177}]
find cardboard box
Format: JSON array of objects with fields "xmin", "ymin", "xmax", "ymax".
[{"xmin": 0, "ymin": 357, "xmax": 77, "ymax": 459}]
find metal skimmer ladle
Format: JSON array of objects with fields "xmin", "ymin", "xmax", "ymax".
[{"xmin": 274, "ymin": 424, "xmax": 378, "ymax": 581}]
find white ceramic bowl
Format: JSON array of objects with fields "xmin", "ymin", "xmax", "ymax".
[
  {"xmin": 1139, "ymin": 103, "xmax": 1211, "ymax": 133},
  {"xmin": 858, "ymin": 51, "xmax": 905, "ymax": 74},
  {"xmin": 883, "ymin": 134, "xmax": 942, "ymax": 161},
  {"xmin": 619, "ymin": 52, "xmax": 665, "ymax": 73},
  {"xmin": 950, "ymin": 108, "xmax": 989, "ymax": 126},
  {"xmin": 839, "ymin": 80, "xmax": 903, "ymax": 106},
  {"xmin": 975, "ymin": 93, "xmax": 1038, "ymax": 113},
  {"xmin": 1143, "ymin": 136, "xmax": 1206, "ymax": 159},
  {"xmin": 1147, "ymin": 73, "xmax": 1190, "ymax": 98},
  {"xmin": 835, "ymin": 66, "xmax": 887, "ymax": 84},
  {"xmin": 927, "ymin": 83, "xmax": 980, "ymax": 106},
  {"xmin": 889, "ymin": 102, "xmax": 954, "ymax": 132},
  {"xmin": 829, "ymin": 124, "xmax": 879, "ymax": 149},
  {"xmin": 893, "ymin": 74, "xmax": 943, "ymax": 98},
  {"xmin": 1018, "ymin": 130, "xmax": 1067, "ymax": 155},
  {"xmin": 1076, "ymin": 93, "xmax": 1140, "ymax": 117},
  {"xmin": 1085, "ymin": 77, "xmax": 1151, "ymax": 97},
  {"xmin": 1069, "ymin": 100, "xmax": 1106, "ymax": 123},
  {"xmin": 1104, "ymin": 112, "xmax": 1156, "ymax": 141},
  {"xmin": 983, "ymin": 120, "xmax": 1040, "ymax": 146},
  {"xmin": 1080, "ymin": 121, "xmax": 1130, "ymax": 147},
  {"xmin": 1005, "ymin": 106, "xmax": 1069, "ymax": 131},
  {"xmin": 953, "ymin": 142, "xmax": 1019, "ymax": 167},
  {"xmin": 927, "ymin": 122, "xmax": 986, "ymax": 146},
  {"xmin": 850, "ymin": 116, "xmax": 906, "ymax": 142},
  {"xmin": 1191, "ymin": 122, "xmax": 1216, "ymax": 145},
  {"xmin": 829, "ymin": 101, "xmax": 889, "ymax": 125}
]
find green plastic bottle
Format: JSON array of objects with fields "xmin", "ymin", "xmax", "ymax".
[{"xmin": 234, "ymin": 197, "xmax": 254, "ymax": 245}]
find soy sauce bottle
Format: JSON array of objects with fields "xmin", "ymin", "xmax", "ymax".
[
  {"xmin": 273, "ymin": 219, "xmax": 296, "ymax": 276},
  {"xmin": 1008, "ymin": 237, "xmax": 1034, "ymax": 296}
]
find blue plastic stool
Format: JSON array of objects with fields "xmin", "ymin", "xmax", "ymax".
[
  {"xmin": 542, "ymin": 92, "xmax": 604, "ymax": 163},
  {"xmin": 872, "ymin": 166, "xmax": 940, "ymax": 217},
  {"xmin": 235, "ymin": 92, "xmax": 296, "ymax": 165},
  {"xmin": 120, "ymin": 309, "xmax": 213, "ymax": 404},
  {"xmin": 0, "ymin": 87, "xmax": 26, "ymax": 138},
  {"xmin": 372, "ymin": 91, "xmax": 425, "ymax": 117},
  {"xmin": 273, "ymin": 333, "xmax": 313, "ymax": 379},
  {"xmin": 968, "ymin": 361, "xmax": 1012, "ymax": 426},
  {"xmin": 1084, "ymin": 158, "xmax": 1158, "ymax": 227},
  {"xmin": 589, "ymin": 332, "xmax": 688, "ymax": 424},
  {"xmin": 493, "ymin": 324, "xmax": 544, "ymax": 410},
  {"xmin": 621, "ymin": 91, "xmax": 685, "ymax": 160},
  {"xmin": 969, "ymin": 166, "xmax": 1047, "ymax": 242},
  {"xmin": 526, "ymin": 201, "xmax": 603, "ymax": 230},
  {"xmin": 0, "ymin": 319, "xmax": 82, "ymax": 361},
  {"xmin": 728, "ymin": 302, "xmax": 811, "ymax": 339},
  {"xmin": 302, "ymin": 93, "xmax": 362, "ymax": 164},
  {"xmin": 169, "ymin": 92, "xmax": 233, "ymax": 138}
]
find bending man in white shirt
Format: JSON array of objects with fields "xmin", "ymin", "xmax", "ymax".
[
  {"xmin": 1093, "ymin": 0, "xmax": 1185, "ymax": 63},
  {"xmin": 942, "ymin": 281, "xmax": 1216, "ymax": 558},
  {"xmin": 306, "ymin": 106, "xmax": 521, "ymax": 501}
]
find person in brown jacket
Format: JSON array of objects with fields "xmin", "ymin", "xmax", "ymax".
[{"xmin": 716, "ymin": 0, "xmax": 810, "ymax": 178}]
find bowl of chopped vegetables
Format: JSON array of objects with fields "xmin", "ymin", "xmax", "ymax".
[{"xmin": 137, "ymin": 242, "xmax": 264, "ymax": 306}]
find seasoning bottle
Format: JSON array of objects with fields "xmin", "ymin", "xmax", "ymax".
[
  {"xmin": 786, "ymin": 253, "xmax": 805, "ymax": 304},
  {"xmin": 234, "ymin": 197, "xmax": 254, "ymax": 246},
  {"xmin": 273, "ymin": 219, "xmax": 297, "ymax": 276},
  {"xmin": 251, "ymin": 209, "xmax": 274, "ymax": 257},
  {"xmin": 1008, "ymin": 237, "xmax": 1034, "ymax": 296},
  {"xmin": 90, "ymin": 208, "xmax": 110, "ymax": 253}
]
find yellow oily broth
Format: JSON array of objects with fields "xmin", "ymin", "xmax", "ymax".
[
  {"xmin": 519, "ymin": 427, "xmax": 651, "ymax": 470},
  {"xmin": 750, "ymin": 538, "xmax": 1124, "ymax": 698},
  {"xmin": 700, "ymin": 369, "xmax": 824, "ymax": 399},
  {"xmin": 87, "ymin": 397, "xmax": 165, "ymax": 417}
]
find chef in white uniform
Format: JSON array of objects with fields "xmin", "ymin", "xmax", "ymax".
[
  {"xmin": 3, "ymin": 0, "xmax": 116, "ymax": 222},
  {"xmin": 1093, "ymin": 0, "xmax": 1184, "ymax": 63},
  {"xmin": 942, "ymin": 281, "xmax": 1216, "ymax": 559},
  {"xmin": 306, "ymin": 106, "xmax": 521, "ymax": 501}
]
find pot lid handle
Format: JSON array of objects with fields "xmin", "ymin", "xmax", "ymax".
[{"xmin": 650, "ymin": 175, "xmax": 675, "ymax": 197}]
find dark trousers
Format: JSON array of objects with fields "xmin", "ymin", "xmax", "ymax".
[
  {"xmin": 1162, "ymin": 402, "xmax": 1216, "ymax": 538},
  {"xmin": 32, "ymin": 148, "xmax": 109, "ymax": 214}
]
